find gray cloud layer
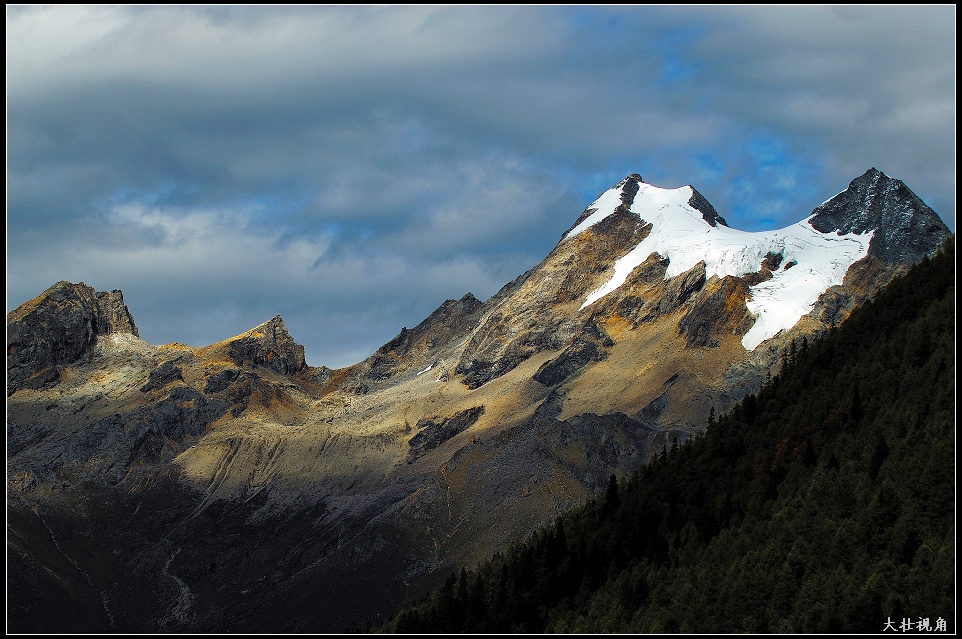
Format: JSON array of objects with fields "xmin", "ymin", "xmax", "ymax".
[{"xmin": 7, "ymin": 6, "xmax": 955, "ymax": 367}]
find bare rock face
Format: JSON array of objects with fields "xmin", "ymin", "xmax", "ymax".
[
  {"xmin": 808, "ymin": 168, "xmax": 951, "ymax": 264},
  {"xmin": 688, "ymin": 186, "xmax": 728, "ymax": 227},
  {"xmin": 226, "ymin": 315, "xmax": 306, "ymax": 376},
  {"xmin": 563, "ymin": 173, "xmax": 643, "ymax": 236},
  {"xmin": 6, "ymin": 281, "xmax": 138, "ymax": 395},
  {"xmin": 456, "ymin": 185, "xmax": 652, "ymax": 390},
  {"xmin": 809, "ymin": 255, "xmax": 902, "ymax": 328},
  {"xmin": 140, "ymin": 360, "xmax": 184, "ymax": 393},
  {"xmin": 96, "ymin": 289, "xmax": 139, "ymax": 335},
  {"xmin": 14, "ymin": 387, "xmax": 230, "ymax": 486},
  {"xmin": 658, "ymin": 262, "xmax": 708, "ymax": 315},
  {"xmin": 362, "ymin": 293, "xmax": 484, "ymax": 382},
  {"xmin": 408, "ymin": 406, "xmax": 485, "ymax": 459},
  {"xmin": 533, "ymin": 320, "xmax": 614, "ymax": 387},
  {"xmin": 678, "ymin": 276, "xmax": 755, "ymax": 348}
]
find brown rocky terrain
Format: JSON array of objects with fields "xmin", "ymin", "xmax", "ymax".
[{"xmin": 6, "ymin": 169, "xmax": 950, "ymax": 632}]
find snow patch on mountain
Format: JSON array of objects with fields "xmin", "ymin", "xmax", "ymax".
[
  {"xmin": 564, "ymin": 186, "xmax": 625, "ymax": 238},
  {"xmin": 570, "ymin": 182, "xmax": 873, "ymax": 351}
]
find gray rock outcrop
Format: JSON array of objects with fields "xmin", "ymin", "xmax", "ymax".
[
  {"xmin": 808, "ymin": 168, "xmax": 951, "ymax": 264},
  {"xmin": 226, "ymin": 315, "xmax": 306, "ymax": 376},
  {"xmin": 6, "ymin": 281, "xmax": 138, "ymax": 394}
]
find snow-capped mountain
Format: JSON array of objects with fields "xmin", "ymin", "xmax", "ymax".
[
  {"xmin": 6, "ymin": 169, "xmax": 951, "ymax": 633},
  {"xmin": 567, "ymin": 176, "xmax": 874, "ymax": 350}
]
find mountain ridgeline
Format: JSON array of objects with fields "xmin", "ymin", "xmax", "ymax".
[
  {"xmin": 5, "ymin": 169, "xmax": 952, "ymax": 633},
  {"xmin": 372, "ymin": 238, "xmax": 955, "ymax": 633}
]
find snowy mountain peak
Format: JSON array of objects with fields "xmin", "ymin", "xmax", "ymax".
[
  {"xmin": 563, "ymin": 174, "xmax": 728, "ymax": 241},
  {"xmin": 562, "ymin": 174, "xmax": 642, "ymax": 239},
  {"xmin": 574, "ymin": 175, "xmax": 881, "ymax": 351}
]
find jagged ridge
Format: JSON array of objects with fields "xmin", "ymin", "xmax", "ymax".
[
  {"xmin": 808, "ymin": 167, "xmax": 950, "ymax": 264},
  {"xmin": 6, "ymin": 281, "xmax": 138, "ymax": 394},
  {"xmin": 5, "ymin": 168, "xmax": 952, "ymax": 634}
]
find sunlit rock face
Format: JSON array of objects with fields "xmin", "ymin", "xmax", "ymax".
[
  {"xmin": 808, "ymin": 168, "xmax": 951, "ymax": 264},
  {"xmin": 6, "ymin": 169, "xmax": 950, "ymax": 633},
  {"xmin": 225, "ymin": 315, "xmax": 307, "ymax": 376},
  {"xmin": 7, "ymin": 281, "xmax": 138, "ymax": 394}
]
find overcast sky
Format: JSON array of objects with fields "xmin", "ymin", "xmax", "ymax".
[{"xmin": 7, "ymin": 5, "xmax": 956, "ymax": 369}]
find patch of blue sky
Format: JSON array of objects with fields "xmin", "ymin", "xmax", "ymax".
[
  {"xmin": 578, "ymin": 168, "xmax": 633, "ymax": 204},
  {"xmin": 246, "ymin": 192, "xmax": 314, "ymax": 222},
  {"xmin": 97, "ymin": 181, "xmax": 193, "ymax": 210},
  {"xmin": 722, "ymin": 132, "xmax": 823, "ymax": 231},
  {"xmin": 560, "ymin": 6, "xmax": 636, "ymax": 38},
  {"xmin": 652, "ymin": 27, "xmax": 704, "ymax": 88},
  {"xmin": 659, "ymin": 57, "xmax": 698, "ymax": 86},
  {"xmin": 88, "ymin": 183, "xmax": 213, "ymax": 234},
  {"xmin": 690, "ymin": 154, "xmax": 726, "ymax": 189}
]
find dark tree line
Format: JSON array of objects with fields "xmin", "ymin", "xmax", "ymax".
[{"xmin": 369, "ymin": 238, "xmax": 955, "ymax": 634}]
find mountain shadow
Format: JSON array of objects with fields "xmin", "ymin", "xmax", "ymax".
[{"xmin": 370, "ymin": 237, "xmax": 956, "ymax": 634}]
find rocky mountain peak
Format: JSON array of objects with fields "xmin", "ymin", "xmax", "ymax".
[
  {"xmin": 807, "ymin": 167, "xmax": 951, "ymax": 264},
  {"xmin": 225, "ymin": 314, "xmax": 307, "ymax": 376},
  {"xmin": 96, "ymin": 289, "xmax": 139, "ymax": 336},
  {"xmin": 5, "ymin": 167, "xmax": 954, "ymax": 635},
  {"xmin": 6, "ymin": 281, "xmax": 139, "ymax": 394},
  {"xmin": 563, "ymin": 174, "xmax": 732, "ymax": 245},
  {"xmin": 361, "ymin": 292, "xmax": 485, "ymax": 383},
  {"xmin": 688, "ymin": 186, "xmax": 729, "ymax": 228},
  {"xmin": 563, "ymin": 173, "xmax": 643, "ymax": 238}
]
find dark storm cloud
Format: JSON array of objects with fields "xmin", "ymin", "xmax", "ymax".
[{"xmin": 7, "ymin": 5, "xmax": 954, "ymax": 367}]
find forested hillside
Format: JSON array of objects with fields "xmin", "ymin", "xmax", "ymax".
[{"xmin": 372, "ymin": 238, "xmax": 955, "ymax": 634}]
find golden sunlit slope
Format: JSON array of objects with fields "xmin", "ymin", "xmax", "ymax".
[{"xmin": 7, "ymin": 170, "xmax": 948, "ymax": 633}]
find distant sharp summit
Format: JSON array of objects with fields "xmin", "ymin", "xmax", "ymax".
[
  {"xmin": 223, "ymin": 315, "xmax": 307, "ymax": 376},
  {"xmin": 808, "ymin": 167, "xmax": 951, "ymax": 264},
  {"xmin": 6, "ymin": 281, "xmax": 138, "ymax": 394},
  {"xmin": 6, "ymin": 169, "xmax": 951, "ymax": 633}
]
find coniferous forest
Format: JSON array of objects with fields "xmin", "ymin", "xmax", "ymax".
[{"xmin": 370, "ymin": 238, "xmax": 955, "ymax": 634}]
